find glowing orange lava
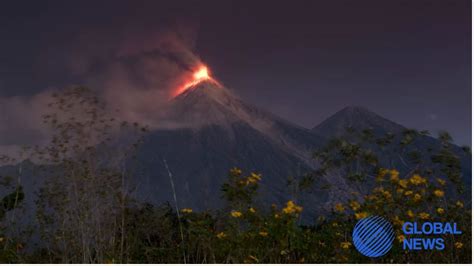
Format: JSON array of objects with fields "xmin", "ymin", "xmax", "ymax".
[
  {"xmin": 193, "ymin": 66, "xmax": 210, "ymax": 80},
  {"xmin": 173, "ymin": 65, "xmax": 218, "ymax": 97}
]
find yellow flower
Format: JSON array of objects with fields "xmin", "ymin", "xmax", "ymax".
[
  {"xmin": 418, "ymin": 212, "xmax": 430, "ymax": 220},
  {"xmin": 334, "ymin": 203, "xmax": 345, "ymax": 212},
  {"xmin": 230, "ymin": 167, "xmax": 242, "ymax": 176},
  {"xmin": 393, "ymin": 216, "xmax": 404, "ymax": 226},
  {"xmin": 259, "ymin": 231, "xmax": 268, "ymax": 237},
  {"xmin": 397, "ymin": 235, "xmax": 405, "ymax": 243},
  {"xmin": 379, "ymin": 168, "xmax": 389, "ymax": 175},
  {"xmin": 456, "ymin": 201, "xmax": 464, "ymax": 208},
  {"xmin": 349, "ymin": 201, "xmax": 361, "ymax": 211},
  {"xmin": 340, "ymin": 241, "xmax": 352, "ymax": 249},
  {"xmin": 437, "ymin": 178, "xmax": 446, "ymax": 186},
  {"xmin": 181, "ymin": 208, "xmax": 193, "ymax": 214},
  {"xmin": 410, "ymin": 174, "xmax": 426, "ymax": 185},
  {"xmin": 407, "ymin": 210, "xmax": 415, "ymax": 218},
  {"xmin": 404, "ymin": 190, "xmax": 413, "ymax": 196},
  {"xmin": 274, "ymin": 214, "xmax": 280, "ymax": 219},
  {"xmin": 355, "ymin": 212, "xmax": 368, "ymax": 220},
  {"xmin": 382, "ymin": 191, "xmax": 392, "ymax": 199},
  {"xmin": 216, "ymin": 232, "xmax": 226, "ymax": 239},
  {"xmin": 251, "ymin": 172, "xmax": 262, "ymax": 180},
  {"xmin": 247, "ymin": 172, "xmax": 262, "ymax": 184},
  {"xmin": 396, "ymin": 188, "xmax": 404, "ymax": 194},
  {"xmin": 433, "ymin": 190, "xmax": 444, "ymax": 198},
  {"xmin": 377, "ymin": 168, "xmax": 389, "ymax": 181},
  {"xmin": 231, "ymin": 210, "xmax": 242, "ymax": 218},
  {"xmin": 455, "ymin": 242, "xmax": 463, "ymax": 249},
  {"xmin": 398, "ymin": 179, "xmax": 409, "ymax": 189},
  {"xmin": 436, "ymin": 208, "xmax": 445, "ymax": 215},
  {"xmin": 282, "ymin": 200, "xmax": 303, "ymax": 214},
  {"xmin": 373, "ymin": 186, "xmax": 384, "ymax": 193},
  {"xmin": 413, "ymin": 193, "xmax": 422, "ymax": 202},
  {"xmin": 389, "ymin": 169, "xmax": 399, "ymax": 182},
  {"xmin": 249, "ymin": 207, "xmax": 256, "ymax": 213}
]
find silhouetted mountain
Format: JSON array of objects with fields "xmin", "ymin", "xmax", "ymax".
[
  {"xmin": 312, "ymin": 105, "xmax": 471, "ymax": 201},
  {"xmin": 311, "ymin": 106, "xmax": 405, "ymax": 138},
  {"xmin": 130, "ymin": 81, "xmax": 328, "ymax": 215}
]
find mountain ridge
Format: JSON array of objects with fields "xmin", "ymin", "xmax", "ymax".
[{"xmin": 312, "ymin": 105, "xmax": 406, "ymax": 138}]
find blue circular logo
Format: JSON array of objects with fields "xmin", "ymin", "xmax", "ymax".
[{"xmin": 352, "ymin": 216, "xmax": 394, "ymax": 257}]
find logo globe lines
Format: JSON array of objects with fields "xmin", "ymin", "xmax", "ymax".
[{"xmin": 352, "ymin": 216, "xmax": 395, "ymax": 258}]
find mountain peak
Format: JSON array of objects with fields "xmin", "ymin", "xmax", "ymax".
[
  {"xmin": 174, "ymin": 80, "xmax": 234, "ymax": 103},
  {"xmin": 338, "ymin": 105, "xmax": 372, "ymax": 114},
  {"xmin": 312, "ymin": 106, "xmax": 405, "ymax": 137}
]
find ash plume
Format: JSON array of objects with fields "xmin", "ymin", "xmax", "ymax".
[{"xmin": 0, "ymin": 23, "xmax": 204, "ymax": 158}]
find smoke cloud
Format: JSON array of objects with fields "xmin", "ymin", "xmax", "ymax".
[{"xmin": 0, "ymin": 23, "xmax": 203, "ymax": 158}]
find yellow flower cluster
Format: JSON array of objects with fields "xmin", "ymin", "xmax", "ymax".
[
  {"xmin": 413, "ymin": 193, "xmax": 422, "ymax": 202},
  {"xmin": 436, "ymin": 208, "xmax": 445, "ymax": 215},
  {"xmin": 433, "ymin": 189, "xmax": 445, "ymax": 198},
  {"xmin": 334, "ymin": 203, "xmax": 345, "ymax": 212},
  {"xmin": 393, "ymin": 216, "xmax": 404, "ymax": 226},
  {"xmin": 247, "ymin": 172, "xmax": 262, "ymax": 184},
  {"xmin": 409, "ymin": 174, "xmax": 427, "ymax": 185},
  {"xmin": 455, "ymin": 242, "xmax": 463, "ymax": 249},
  {"xmin": 349, "ymin": 201, "xmax": 361, "ymax": 211},
  {"xmin": 355, "ymin": 212, "xmax": 368, "ymax": 220},
  {"xmin": 230, "ymin": 167, "xmax": 242, "ymax": 176},
  {"xmin": 377, "ymin": 168, "xmax": 400, "ymax": 182},
  {"xmin": 418, "ymin": 212, "xmax": 430, "ymax": 220},
  {"xmin": 405, "ymin": 190, "xmax": 422, "ymax": 202},
  {"xmin": 373, "ymin": 187, "xmax": 392, "ymax": 200},
  {"xmin": 376, "ymin": 168, "xmax": 388, "ymax": 182},
  {"xmin": 340, "ymin": 241, "xmax": 352, "ymax": 249},
  {"xmin": 389, "ymin": 169, "xmax": 399, "ymax": 182},
  {"xmin": 231, "ymin": 210, "xmax": 243, "ymax": 218},
  {"xmin": 282, "ymin": 200, "xmax": 303, "ymax": 214},
  {"xmin": 398, "ymin": 179, "xmax": 409, "ymax": 189},
  {"xmin": 259, "ymin": 231, "xmax": 268, "ymax": 237},
  {"xmin": 238, "ymin": 172, "xmax": 262, "ymax": 186},
  {"xmin": 181, "ymin": 208, "xmax": 193, "ymax": 214},
  {"xmin": 216, "ymin": 232, "xmax": 227, "ymax": 239}
]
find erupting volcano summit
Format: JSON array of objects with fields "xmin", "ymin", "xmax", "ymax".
[{"xmin": 173, "ymin": 64, "xmax": 220, "ymax": 97}]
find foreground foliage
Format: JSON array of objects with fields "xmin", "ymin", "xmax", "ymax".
[{"xmin": 0, "ymin": 88, "xmax": 471, "ymax": 263}]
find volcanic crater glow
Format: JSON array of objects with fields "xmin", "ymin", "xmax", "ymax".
[{"xmin": 173, "ymin": 65, "xmax": 218, "ymax": 97}]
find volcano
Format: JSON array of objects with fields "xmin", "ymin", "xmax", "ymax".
[
  {"xmin": 311, "ymin": 106, "xmax": 406, "ymax": 137},
  {"xmin": 132, "ymin": 81, "xmax": 328, "ymax": 214},
  {"xmin": 1, "ymin": 81, "xmax": 470, "ymax": 222}
]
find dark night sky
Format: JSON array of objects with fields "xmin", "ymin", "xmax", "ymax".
[{"xmin": 0, "ymin": 0, "xmax": 471, "ymax": 145}]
